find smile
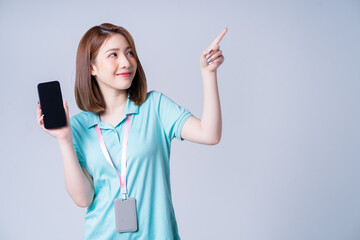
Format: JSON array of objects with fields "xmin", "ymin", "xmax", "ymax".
[{"xmin": 116, "ymin": 72, "xmax": 131, "ymax": 77}]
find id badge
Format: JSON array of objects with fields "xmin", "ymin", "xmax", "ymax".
[{"xmin": 114, "ymin": 197, "xmax": 138, "ymax": 232}]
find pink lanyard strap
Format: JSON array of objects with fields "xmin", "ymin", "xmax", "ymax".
[{"xmin": 95, "ymin": 115, "xmax": 132, "ymax": 199}]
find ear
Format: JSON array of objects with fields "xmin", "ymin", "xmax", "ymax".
[{"xmin": 90, "ymin": 63, "xmax": 97, "ymax": 76}]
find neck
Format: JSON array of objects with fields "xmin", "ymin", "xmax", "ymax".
[{"xmin": 101, "ymin": 89, "xmax": 128, "ymax": 117}]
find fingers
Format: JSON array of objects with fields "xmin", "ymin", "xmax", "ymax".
[
  {"xmin": 63, "ymin": 100, "xmax": 70, "ymax": 124},
  {"xmin": 63, "ymin": 100, "xmax": 69, "ymax": 116},
  {"xmin": 211, "ymin": 55, "xmax": 224, "ymax": 65},
  {"xmin": 36, "ymin": 102, "xmax": 41, "ymax": 119},
  {"xmin": 37, "ymin": 100, "xmax": 69, "ymax": 129},
  {"xmin": 204, "ymin": 44, "xmax": 221, "ymax": 58},
  {"xmin": 202, "ymin": 45, "xmax": 220, "ymax": 58},
  {"xmin": 208, "ymin": 27, "xmax": 228, "ymax": 50},
  {"xmin": 37, "ymin": 102, "xmax": 45, "ymax": 128},
  {"xmin": 203, "ymin": 43, "xmax": 221, "ymax": 65},
  {"xmin": 200, "ymin": 27, "xmax": 227, "ymax": 70},
  {"xmin": 206, "ymin": 50, "xmax": 223, "ymax": 64}
]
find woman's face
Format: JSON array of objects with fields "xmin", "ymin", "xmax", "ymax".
[{"xmin": 91, "ymin": 34, "xmax": 137, "ymax": 93}]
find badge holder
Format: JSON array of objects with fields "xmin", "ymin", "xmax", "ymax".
[
  {"xmin": 114, "ymin": 195, "xmax": 138, "ymax": 232},
  {"xmin": 96, "ymin": 115, "xmax": 138, "ymax": 233}
]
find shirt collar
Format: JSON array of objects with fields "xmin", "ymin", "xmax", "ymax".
[{"xmin": 87, "ymin": 93, "xmax": 139, "ymax": 128}]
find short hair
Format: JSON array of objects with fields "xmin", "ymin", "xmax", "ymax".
[{"xmin": 75, "ymin": 23, "xmax": 147, "ymax": 114}]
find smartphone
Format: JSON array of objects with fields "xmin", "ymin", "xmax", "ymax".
[{"xmin": 37, "ymin": 81, "xmax": 67, "ymax": 129}]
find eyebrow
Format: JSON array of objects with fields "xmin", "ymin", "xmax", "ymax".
[{"xmin": 104, "ymin": 46, "xmax": 132, "ymax": 54}]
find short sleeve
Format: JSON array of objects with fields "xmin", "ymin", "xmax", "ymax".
[
  {"xmin": 153, "ymin": 91, "xmax": 193, "ymax": 141},
  {"xmin": 70, "ymin": 117, "xmax": 87, "ymax": 167},
  {"xmin": 73, "ymin": 142, "xmax": 86, "ymax": 167}
]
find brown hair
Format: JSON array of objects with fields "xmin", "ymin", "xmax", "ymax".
[{"xmin": 75, "ymin": 23, "xmax": 147, "ymax": 114}]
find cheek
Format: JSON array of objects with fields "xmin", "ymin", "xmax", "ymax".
[
  {"xmin": 131, "ymin": 60, "xmax": 138, "ymax": 71},
  {"xmin": 100, "ymin": 61, "xmax": 117, "ymax": 73},
  {"xmin": 130, "ymin": 57, "xmax": 137, "ymax": 66}
]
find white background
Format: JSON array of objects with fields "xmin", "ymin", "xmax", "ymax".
[{"xmin": 0, "ymin": 0, "xmax": 359, "ymax": 239}]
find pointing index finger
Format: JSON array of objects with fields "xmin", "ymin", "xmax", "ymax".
[{"xmin": 209, "ymin": 27, "xmax": 228, "ymax": 50}]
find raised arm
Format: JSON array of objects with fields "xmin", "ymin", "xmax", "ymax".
[
  {"xmin": 37, "ymin": 101, "xmax": 94, "ymax": 207},
  {"xmin": 181, "ymin": 27, "xmax": 227, "ymax": 145}
]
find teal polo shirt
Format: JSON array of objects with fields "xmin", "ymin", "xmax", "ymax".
[{"xmin": 70, "ymin": 90, "xmax": 192, "ymax": 240}]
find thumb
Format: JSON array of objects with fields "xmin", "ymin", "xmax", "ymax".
[{"xmin": 63, "ymin": 100, "xmax": 70, "ymax": 120}]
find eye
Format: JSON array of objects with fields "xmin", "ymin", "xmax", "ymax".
[
  {"xmin": 109, "ymin": 52, "xmax": 117, "ymax": 57},
  {"xmin": 127, "ymin": 51, "xmax": 134, "ymax": 56}
]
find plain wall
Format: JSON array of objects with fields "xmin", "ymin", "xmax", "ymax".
[{"xmin": 0, "ymin": 0, "xmax": 359, "ymax": 239}]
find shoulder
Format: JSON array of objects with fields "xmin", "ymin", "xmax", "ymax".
[
  {"xmin": 70, "ymin": 111, "xmax": 90, "ymax": 125},
  {"xmin": 144, "ymin": 90, "xmax": 189, "ymax": 115},
  {"xmin": 143, "ymin": 90, "xmax": 180, "ymax": 110},
  {"xmin": 146, "ymin": 90, "xmax": 162, "ymax": 100},
  {"xmin": 144, "ymin": 90, "xmax": 174, "ymax": 105},
  {"xmin": 140, "ymin": 90, "xmax": 164, "ymax": 108},
  {"xmin": 70, "ymin": 111, "xmax": 93, "ymax": 131}
]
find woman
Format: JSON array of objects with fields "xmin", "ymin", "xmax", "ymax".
[{"xmin": 37, "ymin": 23, "xmax": 226, "ymax": 239}]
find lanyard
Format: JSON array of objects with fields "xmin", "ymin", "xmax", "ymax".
[{"xmin": 95, "ymin": 115, "xmax": 132, "ymax": 200}]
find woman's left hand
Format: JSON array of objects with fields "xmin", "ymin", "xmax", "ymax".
[{"xmin": 200, "ymin": 27, "xmax": 228, "ymax": 72}]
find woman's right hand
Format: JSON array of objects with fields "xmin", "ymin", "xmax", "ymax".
[{"xmin": 37, "ymin": 100, "xmax": 72, "ymax": 141}]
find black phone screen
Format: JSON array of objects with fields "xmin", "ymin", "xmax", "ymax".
[{"xmin": 37, "ymin": 81, "xmax": 67, "ymax": 129}]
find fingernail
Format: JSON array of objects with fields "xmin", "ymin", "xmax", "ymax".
[
  {"xmin": 209, "ymin": 61, "xmax": 214, "ymax": 65},
  {"xmin": 206, "ymin": 54, "xmax": 211, "ymax": 59},
  {"xmin": 207, "ymin": 48, "xmax": 212, "ymax": 53},
  {"xmin": 226, "ymin": 25, "xmax": 229, "ymax": 30},
  {"xmin": 207, "ymin": 57, "xmax": 212, "ymax": 63}
]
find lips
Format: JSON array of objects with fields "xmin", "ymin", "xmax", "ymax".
[{"xmin": 116, "ymin": 72, "xmax": 131, "ymax": 77}]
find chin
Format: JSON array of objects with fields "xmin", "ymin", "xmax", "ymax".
[{"xmin": 118, "ymin": 81, "xmax": 133, "ymax": 90}]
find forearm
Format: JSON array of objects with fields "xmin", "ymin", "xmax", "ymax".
[
  {"xmin": 58, "ymin": 137, "xmax": 94, "ymax": 207},
  {"xmin": 200, "ymin": 69, "xmax": 222, "ymax": 144},
  {"xmin": 179, "ymin": 28, "xmax": 226, "ymax": 144}
]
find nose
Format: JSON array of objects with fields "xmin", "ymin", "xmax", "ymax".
[{"xmin": 118, "ymin": 53, "xmax": 131, "ymax": 68}]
